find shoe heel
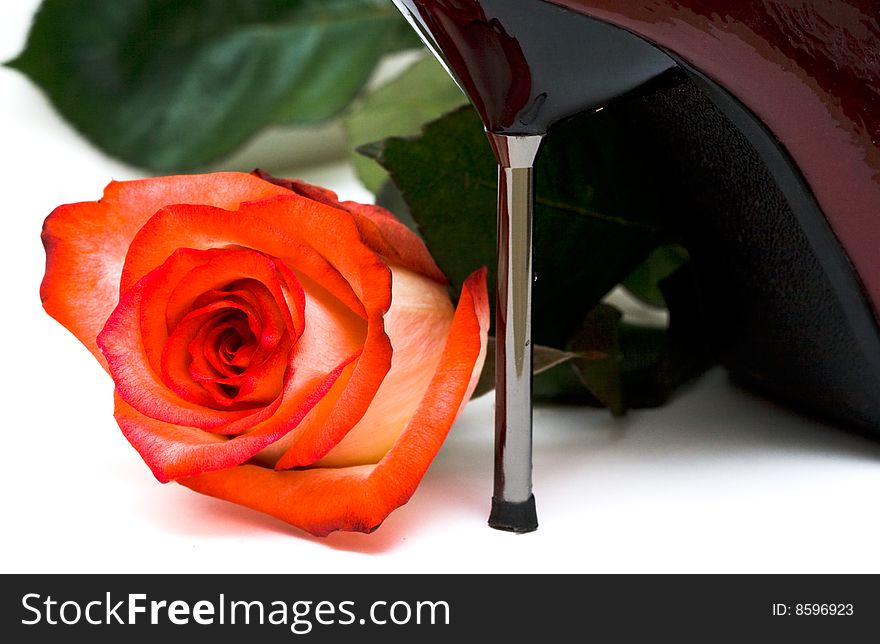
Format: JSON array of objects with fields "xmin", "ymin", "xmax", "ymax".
[{"xmin": 392, "ymin": 0, "xmax": 681, "ymax": 533}]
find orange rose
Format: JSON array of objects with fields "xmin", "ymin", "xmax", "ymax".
[{"xmin": 41, "ymin": 171, "xmax": 488, "ymax": 536}]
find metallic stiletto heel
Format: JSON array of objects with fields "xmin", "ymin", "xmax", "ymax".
[{"xmin": 486, "ymin": 133, "xmax": 542, "ymax": 532}]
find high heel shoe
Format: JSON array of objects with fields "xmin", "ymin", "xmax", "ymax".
[{"xmin": 391, "ymin": 0, "xmax": 880, "ymax": 532}]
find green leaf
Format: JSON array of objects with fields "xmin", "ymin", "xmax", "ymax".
[
  {"xmin": 474, "ymin": 307, "xmax": 626, "ymax": 414},
  {"xmin": 568, "ymin": 305, "xmax": 626, "ymax": 416},
  {"xmin": 366, "ymin": 85, "xmax": 718, "ymax": 413},
  {"xmin": 586, "ymin": 266, "xmax": 714, "ymax": 411},
  {"xmin": 345, "ymin": 54, "xmax": 466, "ymax": 193},
  {"xmin": 378, "ymin": 17, "xmax": 424, "ymax": 53},
  {"xmin": 7, "ymin": 0, "xmax": 408, "ymax": 171},
  {"xmin": 368, "ymin": 105, "xmax": 668, "ymax": 347},
  {"xmin": 529, "ymin": 304, "xmax": 627, "ymax": 412},
  {"xmin": 473, "ymin": 339, "xmax": 582, "ymax": 399},
  {"xmin": 361, "ymin": 106, "xmax": 495, "ymax": 307},
  {"xmin": 622, "ymin": 244, "xmax": 690, "ymax": 307},
  {"xmin": 531, "ymin": 292, "xmax": 712, "ymax": 413},
  {"xmin": 374, "ymin": 179, "xmax": 419, "ymax": 232}
]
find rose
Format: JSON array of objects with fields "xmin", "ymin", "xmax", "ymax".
[{"xmin": 41, "ymin": 170, "xmax": 488, "ymax": 536}]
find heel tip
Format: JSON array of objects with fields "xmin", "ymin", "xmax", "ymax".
[{"xmin": 488, "ymin": 495, "xmax": 538, "ymax": 533}]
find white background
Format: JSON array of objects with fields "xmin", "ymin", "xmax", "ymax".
[{"xmin": 2, "ymin": 0, "xmax": 880, "ymax": 574}]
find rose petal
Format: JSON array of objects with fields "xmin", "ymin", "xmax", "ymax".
[
  {"xmin": 250, "ymin": 169, "xmax": 342, "ymax": 209},
  {"xmin": 156, "ymin": 250, "xmax": 301, "ymax": 410},
  {"xmin": 310, "ymin": 266, "xmax": 456, "ymax": 467},
  {"xmin": 104, "ymin": 198, "xmax": 395, "ymax": 451},
  {"xmin": 162, "ymin": 251, "xmax": 299, "ymax": 339},
  {"xmin": 120, "ymin": 197, "xmax": 381, "ymax": 317},
  {"xmin": 100, "ymin": 249, "xmax": 357, "ymax": 433},
  {"xmin": 41, "ymin": 173, "xmax": 290, "ymax": 367},
  {"xmin": 269, "ymin": 320, "xmax": 393, "ymax": 469},
  {"xmin": 162, "ymin": 302, "xmax": 291, "ymax": 413},
  {"xmin": 197, "ymin": 315, "xmax": 256, "ymax": 377},
  {"xmin": 102, "ymin": 230, "xmax": 371, "ymax": 431},
  {"xmin": 341, "ymin": 201, "xmax": 447, "ymax": 284},
  {"xmin": 100, "ymin": 274, "xmax": 260, "ymax": 430},
  {"xmin": 138, "ymin": 248, "xmax": 218, "ymax": 375},
  {"xmin": 178, "ymin": 268, "xmax": 489, "ymax": 536},
  {"xmin": 114, "ymin": 350, "xmax": 360, "ymax": 483},
  {"xmin": 250, "ymin": 267, "xmax": 388, "ymax": 468},
  {"xmin": 107, "ymin": 252, "xmax": 388, "ymax": 478},
  {"xmin": 248, "ymin": 170, "xmax": 447, "ymax": 284}
]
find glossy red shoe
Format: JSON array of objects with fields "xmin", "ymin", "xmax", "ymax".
[{"xmin": 391, "ymin": 0, "xmax": 880, "ymax": 531}]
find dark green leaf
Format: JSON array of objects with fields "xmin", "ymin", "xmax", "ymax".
[
  {"xmin": 616, "ymin": 323, "xmax": 670, "ymax": 409},
  {"xmin": 622, "ymin": 244, "xmax": 690, "ymax": 307},
  {"xmin": 369, "ymin": 104, "xmax": 668, "ymax": 347},
  {"xmin": 532, "ymin": 291, "xmax": 712, "ymax": 413},
  {"xmin": 361, "ymin": 105, "xmax": 496, "ymax": 305},
  {"xmin": 568, "ymin": 305, "xmax": 626, "ymax": 416},
  {"xmin": 473, "ymin": 338, "xmax": 582, "ymax": 399},
  {"xmin": 465, "ymin": 266, "xmax": 716, "ymax": 413},
  {"xmin": 367, "ymin": 82, "xmax": 718, "ymax": 413},
  {"xmin": 382, "ymin": 21, "xmax": 424, "ymax": 53},
  {"xmin": 602, "ymin": 265, "xmax": 715, "ymax": 410},
  {"xmin": 374, "ymin": 179, "xmax": 419, "ymax": 232},
  {"xmin": 533, "ymin": 361, "xmax": 598, "ymax": 404},
  {"xmin": 345, "ymin": 54, "xmax": 465, "ymax": 192},
  {"xmin": 7, "ymin": 0, "xmax": 407, "ymax": 171}
]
